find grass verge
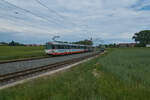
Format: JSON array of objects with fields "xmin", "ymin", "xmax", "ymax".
[{"xmin": 0, "ymin": 46, "xmax": 45, "ymax": 61}]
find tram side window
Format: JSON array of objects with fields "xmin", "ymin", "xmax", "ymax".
[
  {"xmin": 58, "ymin": 45, "xmax": 63, "ymax": 49},
  {"xmin": 52, "ymin": 45, "xmax": 59, "ymax": 49},
  {"xmin": 57, "ymin": 45, "xmax": 61, "ymax": 49},
  {"xmin": 61, "ymin": 45, "xmax": 65, "ymax": 49},
  {"xmin": 58, "ymin": 45, "xmax": 64, "ymax": 49},
  {"xmin": 68, "ymin": 45, "xmax": 71, "ymax": 49},
  {"xmin": 52, "ymin": 45, "xmax": 56, "ymax": 49},
  {"xmin": 75, "ymin": 46, "xmax": 77, "ymax": 49},
  {"xmin": 64, "ymin": 45, "xmax": 67, "ymax": 49},
  {"xmin": 71, "ymin": 46, "xmax": 73, "ymax": 49},
  {"xmin": 66, "ymin": 45, "xmax": 68, "ymax": 49},
  {"xmin": 66, "ymin": 45, "xmax": 69, "ymax": 49}
]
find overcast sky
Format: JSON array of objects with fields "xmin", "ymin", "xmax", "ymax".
[{"xmin": 0, "ymin": 0, "xmax": 150, "ymax": 44}]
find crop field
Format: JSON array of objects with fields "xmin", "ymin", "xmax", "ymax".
[
  {"xmin": 0, "ymin": 48, "xmax": 150, "ymax": 100},
  {"xmin": 0, "ymin": 46, "xmax": 45, "ymax": 61}
]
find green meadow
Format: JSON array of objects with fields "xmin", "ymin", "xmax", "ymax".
[
  {"xmin": 0, "ymin": 46, "xmax": 45, "ymax": 61},
  {"xmin": 0, "ymin": 48, "xmax": 150, "ymax": 100}
]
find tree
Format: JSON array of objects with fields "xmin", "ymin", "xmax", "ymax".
[
  {"xmin": 132, "ymin": 30, "xmax": 150, "ymax": 47},
  {"xmin": 73, "ymin": 39, "xmax": 93, "ymax": 45},
  {"xmin": 9, "ymin": 40, "xmax": 15, "ymax": 46},
  {"xmin": 8, "ymin": 40, "xmax": 24, "ymax": 46}
]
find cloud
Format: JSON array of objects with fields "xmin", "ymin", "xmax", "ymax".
[{"xmin": 0, "ymin": 0, "xmax": 150, "ymax": 44}]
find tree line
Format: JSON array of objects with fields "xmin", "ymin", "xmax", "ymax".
[
  {"xmin": 73, "ymin": 39, "xmax": 93, "ymax": 45},
  {"xmin": 0, "ymin": 40, "xmax": 24, "ymax": 46}
]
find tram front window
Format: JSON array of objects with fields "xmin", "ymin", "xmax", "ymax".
[{"xmin": 46, "ymin": 44, "xmax": 52, "ymax": 49}]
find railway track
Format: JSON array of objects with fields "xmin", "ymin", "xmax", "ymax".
[{"xmin": 0, "ymin": 52, "xmax": 100, "ymax": 85}]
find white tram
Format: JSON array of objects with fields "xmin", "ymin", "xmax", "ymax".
[{"xmin": 45, "ymin": 42, "xmax": 93, "ymax": 55}]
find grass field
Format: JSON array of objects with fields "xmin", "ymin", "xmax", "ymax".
[
  {"xmin": 0, "ymin": 46, "xmax": 45, "ymax": 61},
  {"xmin": 0, "ymin": 48, "xmax": 150, "ymax": 100}
]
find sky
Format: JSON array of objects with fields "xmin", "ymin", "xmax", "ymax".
[{"xmin": 0, "ymin": 0, "xmax": 150, "ymax": 44}]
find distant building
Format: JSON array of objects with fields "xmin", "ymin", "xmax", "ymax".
[
  {"xmin": 119, "ymin": 43, "xmax": 135, "ymax": 48},
  {"xmin": 146, "ymin": 44, "xmax": 150, "ymax": 47}
]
